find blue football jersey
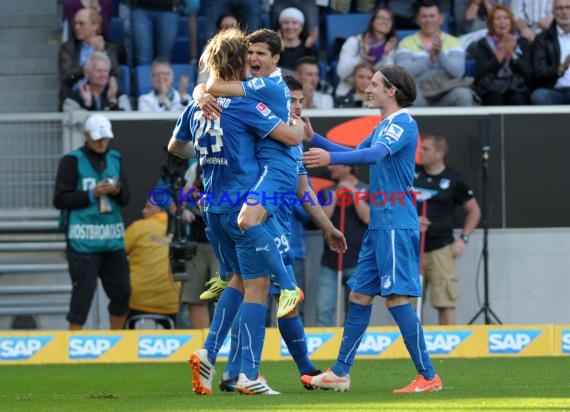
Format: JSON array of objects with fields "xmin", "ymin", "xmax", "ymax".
[
  {"xmin": 358, "ymin": 109, "xmax": 419, "ymax": 229},
  {"xmin": 173, "ymin": 97, "xmax": 281, "ymax": 213},
  {"xmin": 242, "ymin": 70, "xmax": 296, "ymax": 165}
]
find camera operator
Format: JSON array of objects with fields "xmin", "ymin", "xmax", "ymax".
[{"xmin": 53, "ymin": 114, "xmax": 130, "ymax": 330}]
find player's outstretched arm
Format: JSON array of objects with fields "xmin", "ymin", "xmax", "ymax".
[
  {"xmin": 269, "ymin": 119, "xmax": 303, "ymax": 146},
  {"xmin": 205, "ymin": 77, "xmax": 244, "ymax": 97}
]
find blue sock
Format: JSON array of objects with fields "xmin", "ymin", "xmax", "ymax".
[
  {"xmin": 240, "ymin": 302, "xmax": 266, "ymax": 380},
  {"xmin": 224, "ymin": 307, "xmax": 242, "ymax": 380},
  {"xmin": 243, "ymin": 225, "xmax": 295, "ymax": 290},
  {"xmin": 332, "ymin": 301, "xmax": 372, "ymax": 377},
  {"xmin": 278, "ymin": 315, "xmax": 316, "ymax": 375},
  {"xmin": 204, "ymin": 286, "xmax": 243, "ymax": 365},
  {"xmin": 389, "ymin": 303, "xmax": 435, "ymax": 380}
]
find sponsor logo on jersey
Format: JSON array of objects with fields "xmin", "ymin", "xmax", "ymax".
[
  {"xmin": 439, "ymin": 178, "xmax": 450, "ymax": 190},
  {"xmin": 385, "ymin": 123, "xmax": 404, "ymax": 143},
  {"xmin": 69, "ymin": 336, "xmax": 122, "ymax": 359},
  {"xmin": 356, "ymin": 332, "xmax": 400, "ymax": 355},
  {"xmin": 425, "ymin": 331, "xmax": 472, "ymax": 354},
  {"xmin": 256, "ymin": 102, "xmax": 271, "ymax": 117},
  {"xmin": 562, "ymin": 330, "xmax": 570, "ymax": 354},
  {"xmin": 488, "ymin": 330, "xmax": 541, "ymax": 354},
  {"xmin": 138, "ymin": 335, "xmax": 192, "ymax": 359},
  {"xmin": 280, "ymin": 333, "xmax": 334, "ymax": 357},
  {"xmin": 0, "ymin": 336, "xmax": 53, "ymax": 360},
  {"xmin": 248, "ymin": 77, "xmax": 266, "ymax": 90}
]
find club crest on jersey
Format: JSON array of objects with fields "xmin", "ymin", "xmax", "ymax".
[
  {"xmin": 256, "ymin": 102, "xmax": 271, "ymax": 117},
  {"xmin": 439, "ymin": 178, "xmax": 450, "ymax": 189},
  {"xmin": 385, "ymin": 124, "xmax": 404, "ymax": 143},
  {"xmin": 248, "ymin": 77, "xmax": 266, "ymax": 90}
]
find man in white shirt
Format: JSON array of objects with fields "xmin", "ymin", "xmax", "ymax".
[{"xmin": 138, "ymin": 58, "xmax": 191, "ymax": 112}]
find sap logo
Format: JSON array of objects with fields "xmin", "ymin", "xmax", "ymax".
[
  {"xmin": 138, "ymin": 336, "xmax": 191, "ymax": 359},
  {"xmin": 69, "ymin": 336, "xmax": 121, "ymax": 359},
  {"xmin": 488, "ymin": 330, "xmax": 541, "ymax": 354},
  {"xmin": 562, "ymin": 330, "xmax": 570, "ymax": 354},
  {"xmin": 280, "ymin": 333, "xmax": 334, "ymax": 357},
  {"xmin": 356, "ymin": 332, "xmax": 400, "ymax": 356},
  {"xmin": 0, "ymin": 336, "xmax": 53, "ymax": 360},
  {"xmin": 425, "ymin": 331, "xmax": 472, "ymax": 355}
]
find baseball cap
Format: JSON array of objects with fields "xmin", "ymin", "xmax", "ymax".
[{"xmin": 84, "ymin": 114, "xmax": 114, "ymax": 140}]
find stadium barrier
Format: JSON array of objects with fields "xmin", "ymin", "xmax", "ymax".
[{"xmin": 0, "ymin": 325, "xmax": 568, "ymax": 364}]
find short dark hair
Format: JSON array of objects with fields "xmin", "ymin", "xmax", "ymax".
[
  {"xmin": 284, "ymin": 75, "xmax": 302, "ymax": 91},
  {"xmin": 417, "ymin": 0, "xmax": 441, "ymax": 13},
  {"xmin": 422, "ymin": 134, "xmax": 448, "ymax": 155},
  {"xmin": 246, "ymin": 28, "xmax": 282, "ymax": 56},
  {"xmin": 294, "ymin": 55, "xmax": 319, "ymax": 71}
]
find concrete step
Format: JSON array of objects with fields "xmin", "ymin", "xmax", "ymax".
[
  {"xmin": 4, "ymin": 0, "xmax": 57, "ymax": 14},
  {"xmin": 0, "ymin": 41, "xmax": 59, "ymax": 58},
  {"xmin": 0, "ymin": 58, "xmax": 58, "ymax": 75},
  {"xmin": 0, "ymin": 14, "xmax": 60, "ymax": 28},
  {"xmin": 0, "ymin": 28, "xmax": 60, "ymax": 44},
  {"xmin": 0, "ymin": 74, "xmax": 58, "ymax": 91},
  {"xmin": 0, "ymin": 90, "xmax": 58, "ymax": 113}
]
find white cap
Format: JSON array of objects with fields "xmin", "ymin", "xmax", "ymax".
[
  {"xmin": 279, "ymin": 7, "xmax": 305, "ymax": 25},
  {"xmin": 84, "ymin": 114, "xmax": 114, "ymax": 140}
]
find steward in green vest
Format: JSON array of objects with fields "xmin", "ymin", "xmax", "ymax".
[{"xmin": 53, "ymin": 114, "xmax": 131, "ymax": 330}]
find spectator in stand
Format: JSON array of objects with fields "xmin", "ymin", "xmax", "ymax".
[
  {"xmin": 329, "ymin": 0, "xmax": 377, "ymax": 13},
  {"xmin": 271, "ymin": 0, "xmax": 320, "ymax": 37},
  {"xmin": 53, "ymin": 114, "xmax": 130, "ymax": 330},
  {"xmin": 277, "ymin": 7, "xmax": 319, "ymax": 74},
  {"xmin": 294, "ymin": 56, "xmax": 334, "ymax": 109},
  {"xmin": 130, "ymin": 0, "xmax": 181, "ymax": 65},
  {"xmin": 336, "ymin": 7, "xmax": 397, "ymax": 98},
  {"xmin": 59, "ymin": 8, "xmax": 121, "ymax": 109},
  {"xmin": 472, "ymin": 5, "xmax": 533, "ymax": 105},
  {"xmin": 395, "ymin": 0, "xmax": 475, "ymax": 107},
  {"xmin": 511, "ymin": 0, "xmax": 553, "ymax": 42},
  {"xmin": 335, "ymin": 62, "xmax": 375, "ymax": 107},
  {"xmin": 125, "ymin": 200, "xmax": 181, "ymax": 328},
  {"xmin": 63, "ymin": 52, "xmax": 132, "ymax": 111},
  {"xmin": 531, "ymin": 0, "xmax": 570, "ymax": 105},
  {"xmin": 205, "ymin": 0, "xmax": 261, "ymax": 38},
  {"xmin": 315, "ymin": 165, "xmax": 369, "ymax": 327},
  {"xmin": 138, "ymin": 58, "xmax": 191, "ymax": 112},
  {"xmin": 453, "ymin": 0, "xmax": 508, "ymax": 36},
  {"xmin": 63, "ymin": 0, "xmax": 113, "ymax": 39}
]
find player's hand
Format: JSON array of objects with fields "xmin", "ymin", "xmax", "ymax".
[
  {"xmin": 450, "ymin": 238, "xmax": 465, "ymax": 257},
  {"xmin": 79, "ymin": 80, "xmax": 92, "ymax": 106},
  {"xmin": 300, "ymin": 115, "xmax": 315, "ymax": 142},
  {"xmin": 384, "ymin": 36, "xmax": 398, "ymax": 54},
  {"xmin": 419, "ymin": 215, "xmax": 431, "ymax": 232},
  {"xmin": 431, "ymin": 34, "xmax": 442, "ymax": 61},
  {"xmin": 198, "ymin": 94, "xmax": 221, "ymax": 120},
  {"xmin": 182, "ymin": 209, "xmax": 196, "ymax": 223},
  {"xmin": 324, "ymin": 227, "xmax": 347, "ymax": 253},
  {"xmin": 302, "ymin": 148, "xmax": 330, "ymax": 168},
  {"xmin": 305, "ymin": 26, "xmax": 319, "ymax": 48}
]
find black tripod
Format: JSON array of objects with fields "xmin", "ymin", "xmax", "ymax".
[{"xmin": 468, "ymin": 124, "xmax": 502, "ymax": 325}]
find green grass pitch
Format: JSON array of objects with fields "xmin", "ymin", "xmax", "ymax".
[{"xmin": 2, "ymin": 358, "xmax": 569, "ymax": 411}]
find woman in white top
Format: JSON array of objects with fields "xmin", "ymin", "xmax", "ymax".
[{"xmin": 336, "ymin": 7, "xmax": 398, "ymax": 97}]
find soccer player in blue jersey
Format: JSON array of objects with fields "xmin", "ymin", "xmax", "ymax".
[
  {"xmin": 217, "ymin": 76, "xmax": 347, "ymax": 392},
  {"xmin": 203, "ymin": 29, "xmax": 303, "ymax": 318},
  {"xmin": 299, "ymin": 66, "xmax": 443, "ymax": 393},
  {"xmin": 168, "ymin": 28, "xmax": 303, "ymax": 395}
]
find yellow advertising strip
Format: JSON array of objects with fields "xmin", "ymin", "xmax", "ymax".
[{"xmin": 0, "ymin": 325, "xmax": 565, "ymax": 365}]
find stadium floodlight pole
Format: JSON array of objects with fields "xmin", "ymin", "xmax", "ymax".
[{"xmin": 468, "ymin": 119, "xmax": 502, "ymax": 325}]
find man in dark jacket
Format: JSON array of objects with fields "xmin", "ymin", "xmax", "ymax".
[
  {"xmin": 54, "ymin": 114, "xmax": 131, "ymax": 330},
  {"xmin": 531, "ymin": 0, "xmax": 570, "ymax": 105}
]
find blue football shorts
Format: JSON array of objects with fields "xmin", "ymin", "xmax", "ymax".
[
  {"xmin": 347, "ymin": 228, "xmax": 422, "ymax": 297},
  {"xmin": 246, "ymin": 162, "xmax": 298, "ymax": 216}
]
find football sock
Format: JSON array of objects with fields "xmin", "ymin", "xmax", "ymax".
[
  {"xmin": 389, "ymin": 303, "xmax": 435, "ymax": 380},
  {"xmin": 240, "ymin": 302, "xmax": 266, "ymax": 380},
  {"xmin": 278, "ymin": 315, "xmax": 315, "ymax": 375},
  {"xmin": 224, "ymin": 306, "xmax": 242, "ymax": 380},
  {"xmin": 332, "ymin": 301, "xmax": 372, "ymax": 377},
  {"xmin": 243, "ymin": 224, "xmax": 295, "ymax": 290},
  {"xmin": 204, "ymin": 286, "xmax": 243, "ymax": 365}
]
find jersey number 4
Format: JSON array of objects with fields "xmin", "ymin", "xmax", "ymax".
[{"xmin": 194, "ymin": 112, "xmax": 224, "ymax": 155}]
